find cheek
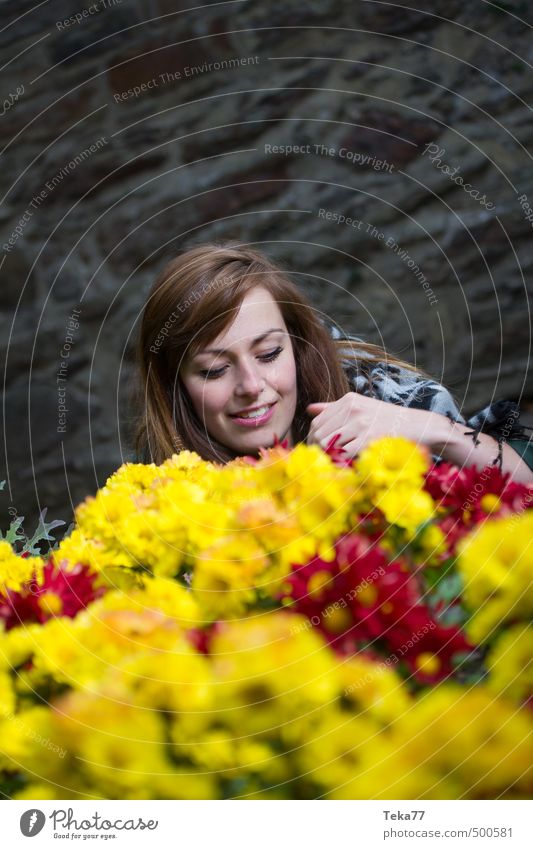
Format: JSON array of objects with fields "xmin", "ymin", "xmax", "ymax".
[
  {"xmin": 184, "ymin": 379, "xmax": 224, "ymax": 418},
  {"xmin": 278, "ymin": 353, "xmax": 298, "ymax": 396}
]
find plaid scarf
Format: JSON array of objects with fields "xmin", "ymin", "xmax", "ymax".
[{"xmin": 324, "ymin": 318, "xmax": 531, "ymax": 466}]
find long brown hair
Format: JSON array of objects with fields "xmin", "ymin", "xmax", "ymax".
[{"xmin": 134, "ymin": 243, "xmax": 426, "ymax": 464}]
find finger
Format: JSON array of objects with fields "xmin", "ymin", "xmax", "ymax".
[
  {"xmin": 341, "ymin": 438, "xmax": 362, "ymax": 457},
  {"xmin": 312, "ymin": 409, "xmax": 358, "ymax": 444},
  {"xmin": 312, "ymin": 428, "xmax": 345, "ymax": 448},
  {"xmin": 307, "ymin": 425, "xmax": 341, "ymax": 447},
  {"xmin": 306, "ymin": 402, "xmax": 329, "ymax": 415},
  {"xmin": 309, "ymin": 429, "xmax": 348, "ymax": 452}
]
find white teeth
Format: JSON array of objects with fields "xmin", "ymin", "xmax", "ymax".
[{"xmin": 235, "ymin": 405, "xmax": 271, "ymax": 419}]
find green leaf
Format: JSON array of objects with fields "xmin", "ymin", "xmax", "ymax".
[
  {"xmin": 437, "ymin": 603, "xmax": 468, "ymax": 628},
  {"xmin": 431, "ymin": 571, "xmax": 464, "ymax": 606},
  {"xmin": 21, "ymin": 509, "xmax": 65, "ymax": 556},
  {"xmin": 452, "ymin": 649, "xmax": 487, "ymax": 685},
  {"xmin": 0, "ymin": 515, "xmax": 27, "ymax": 547},
  {"xmin": 50, "ymin": 521, "xmax": 75, "ymax": 550}
]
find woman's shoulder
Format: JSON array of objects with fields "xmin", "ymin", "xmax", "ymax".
[
  {"xmin": 320, "ymin": 318, "xmax": 459, "ymax": 415},
  {"xmin": 343, "ymin": 356, "xmax": 465, "ymax": 419},
  {"xmin": 323, "ymin": 316, "xmax": 530, "ymax": 444}
]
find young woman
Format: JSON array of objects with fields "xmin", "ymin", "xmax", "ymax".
[{"xmin": 135, "ymin": 243, "xmax": 533, "ymax": 483}]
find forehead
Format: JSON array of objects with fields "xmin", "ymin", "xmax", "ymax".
[
  {"xmin": 198, "ymin": 287, "xmax": 286, "ymax": 352},
  {"xmin": 225, "ymin": 287, "xmax": 284, "ymax": 327}
]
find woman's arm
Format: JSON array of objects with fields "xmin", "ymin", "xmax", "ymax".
[
  {"xmin": 306, "ymin": 394, "xmax": 533, "ymax": 484},
  {"xmin": 429, "ymin": 415, "xmax": 533, "ymax": 484}
]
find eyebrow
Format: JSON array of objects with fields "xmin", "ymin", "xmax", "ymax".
[{"xmin": 193, "ymin": 328, "xmax": 286, "ymax": 357}]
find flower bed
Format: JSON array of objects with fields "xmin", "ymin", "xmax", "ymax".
[{"xmin": 0, "ymin": 437, "xmax": 531, "ymax": 800}]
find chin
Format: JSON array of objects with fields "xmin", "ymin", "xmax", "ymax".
[
  {"xmin": 224, "ymin": 429, "xmax": 282, "ymax": 455},
  {"xmin": 238, "ymin": 432, "xmax": 276, "ymax": 450}
]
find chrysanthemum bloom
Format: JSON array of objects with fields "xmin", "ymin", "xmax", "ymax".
[
  {"xmin": 26, "ymin": 580, "xmax": 199, "ymax": 692},
  {"xmin": 0, "ymin": 541, "xmax": 44, "ymax": 594},
  {"xmin": 0, "ymin": 556, "xmax": 103, "ymax": 629},
  {"xmin": 281, "ymin": 533, "xmax": 472, "ymax": 683},
  {"xmin": 209, "ymin": 612, "xmax": 340, "ymax": 740},
  {"xmin": 486, "ymin": 624, "xmax": 533, "ymax": 709},
  {"xmin": 458, "ymin": 510, "xmax": 533, "ymax": 643},
  {"xmin": 49, "ymin": 690, "xmax": 215, "ymax": 800},
  {"xmin": 353, "ymin": 438, "xmax": 435, "ymax": 535},
  {"xmin": 425, "ymin": 462, "xmax": 533, "ymax": 555},
  {"xmin": 331, "ymin": 685, "xmax": 533, "ymax": 799}
]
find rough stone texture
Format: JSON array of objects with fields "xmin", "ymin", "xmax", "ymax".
[{"xmin": 0, "ymin": 0, "xmax": 532, "ymax": 528}]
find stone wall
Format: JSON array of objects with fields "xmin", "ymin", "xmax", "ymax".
[{"xmin": 1, "ymin": 0, "xmax": 532, "ymax": 529}]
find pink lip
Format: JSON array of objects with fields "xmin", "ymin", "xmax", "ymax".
[{"xmin": 229, "ymin": 402, "xmax": 277, "ymax": 427}]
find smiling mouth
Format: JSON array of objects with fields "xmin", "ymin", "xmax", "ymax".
[{"xmin": 229, "ymin": 403, "xmax": 276, "ymax": 419}]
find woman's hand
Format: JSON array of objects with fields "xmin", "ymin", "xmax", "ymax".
[
  {"xmin": 306, "ymin": 392, "xmax": 533, "ymax": 483},
  {"xmin": 306, "ymin": 392, "xmax": 439, "ymax": 458}
]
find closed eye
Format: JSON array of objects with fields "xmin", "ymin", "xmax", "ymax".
[{"xmin": 200, "ymin": 346, "xmax": 283, "ymax": 380}]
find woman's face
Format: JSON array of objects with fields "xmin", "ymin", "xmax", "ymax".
[{"xmin": 181, "ymin": 286, "xmax": 298, "ymax": 456}]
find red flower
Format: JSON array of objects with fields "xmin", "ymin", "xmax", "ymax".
[
  {"xmin": 426, "ymin": 462, "xmax": 531, "ymax": 514},
  {"xmin": 240, "ymin": 434, "xmax": 291, "ymax": 465},
  {"xmin": 280, "ymin": 533, "xmax": 472, "ymax": 683},
  {"xmin": 0, "ymin": 558, "xmax": 105, "ymax": 630},
  {"xmin": 242, "ymin": 433, "xmax": 352, "ymax": 467},
  {"xmin": 425, "ymin": 462, "xmax": 533, "ymax": 555},
  {"xmin": 323, "ymin": 433, "xmax": 354, "ymax": 467}
]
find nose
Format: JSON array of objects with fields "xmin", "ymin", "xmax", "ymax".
[{"xmin": 234, "ymin": 357, "xmax": 266, "ymax": 396}]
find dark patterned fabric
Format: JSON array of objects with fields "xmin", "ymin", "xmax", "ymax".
[{"xmin": 323, "ymin": 318, "xmax": 532, "ymax": 468}]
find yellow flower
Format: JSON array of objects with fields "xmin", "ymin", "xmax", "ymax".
[
  {"xmin": 156, "ymin": 481, "xmax": 231, "ymax": 559},
  {"xmin": 0, "ymin": 706, "xmax": 65, "ymax": 778},
  {"xmin": 192, "ymin": 535, "xmax": 269, "ymax": 620},
  {"xmin": 457, "ymin": 511, "xmax": 533, "ymax": 642},
  {"xmin": 14, "ymin": 783, "xmax": 66, "ymax": 800},
  {"xmin": 331, "ymin": 735, "xmax": 444, "ymax": 800},
  {"xmin": 160, "ymin": 449, "xmax": 216, "ymax": 479},
  {"xmin": 349, "ymin": 438, "xmax": 435, "ymax": 535},
  {"xmin": 210, "ymin": 612, "xmax": 340, "ymax": 739},
  {"xmin": 33, "ymin": 600, "xmax": 192, "ymax": 688},
  {"xmin": 245, "ymin": 443, "xmax": 361, "ymax": 569},
  {"xmin": 0, "ymin": 541, "xmax": 44, "ymax": 593},
  {"xmin": 234, "ymin": 739, "xmax": 289, "ymax": 784},
  {"xmin": 119, "ymin": 649, "xmax": 211, "ymax": 715},
  {"xmin": 377, "ymin": 485, "xmax": 435, "ymax": 532},
  {"xmin": 282, "ymin": 445, "xmax": 359, "ymax": 533},
  {"xmin": 147, "ymin": 771, "xmax": 216, "ymax": 800},
  {"xmin": 415, "ymin": 523, "xmax": 446, "ymax": 559},
  {"xmin": 104, "ymin": 460, "xmax": 162, "ymax": 492},
  {"xmin": 0, "ymin": 669, "xmax": 15, "ymax": 719},
  {"xmin": 185, "ymin": 729, "xmax": 238, "ymax": 772},
  {"xmin": 0, "ymin": 622, "xmax": 41, "ymax": 668},
  {"xmin": 54, "ymin": 527, "xmax": 127, "ymax": 573},
  {"xmin": 113, "ymin": 507, "xmax": 185, "ymax": 577},
  {"xmin": 297, "ymin": 709, "xmax": 379, "ymax": 792},
  {"xmin": 341, "ymin": 655, "xmax": 411, "ymax": 725},
  {"xmin": 74, "ymin": 577, "xmax": 201, "ymax": 633},
  {"xmin": 43, "ymin": 673, "xmax": 217, "ymax": 798},
  {"xmin": 486, "ymin": 624, "xmax": 533, "ymax": 706},
  {"xmin": 356, "ymin": 437, "xmax": 430, "ymax": 490},
  {"xmin": 398, "ymin": 685, "xmax": 533, "ymax": 798},
  {"xmin": 336, "ymin": 685, "xmax": 532, "ymax": 799},
  {"xmin": 52, "ymin": 690, "xmax": 171, "ymax": 799},
  {"xmin": 235, "ymin": 497, "xmax": 302, "ymax": 565}
]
